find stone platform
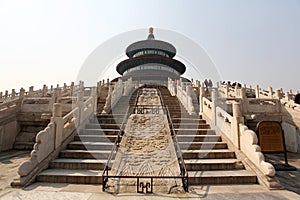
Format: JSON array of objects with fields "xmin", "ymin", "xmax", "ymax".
[{"xmin": 1, "ymin": 183, "xmax": 300, "ymax": 200}]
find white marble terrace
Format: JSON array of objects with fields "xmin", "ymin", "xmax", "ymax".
[{"xmin": 0, "ymin": 77, "xmax": 299, "ymax": 187}]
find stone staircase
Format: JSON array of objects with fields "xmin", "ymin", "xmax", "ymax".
[
  {"xmin": 36, "ymin": 85, "xmax": 257, "ymax": 188},
  {"xmin": 159, "ymin": 86, "xmax": 257, "ymax": 185},
  {"xmin": 36, "ymin": 90, "xmax": 137, "ymax": 184},
  {"xmin": 14, "ymin": 125, "xmax": 46, "ymax": 150},
  {"xmin": 36, "ymin": 114, "xmax": 119, "ymax": 184}
]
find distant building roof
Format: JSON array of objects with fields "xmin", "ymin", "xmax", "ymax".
[{"xmin": 125, "ymin": 27, "xmax": 176, "ymax": 58}]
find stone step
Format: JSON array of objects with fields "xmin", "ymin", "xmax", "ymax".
[
  {"xmin": 188, "ymin": 170, "xmax": 257, "ymax": 185},
  {"xmin": 50, "ymin": 158, "xmax": 109, "ymax": 170},
  {"xmin": 170, "ymin": 114, "xmax": 191, "ymax": 118},
  {"xmin": 169, "ymin": 111, "xmax": 190, "ymax": 115},
  {"xmin": 171, "ymin": 118, "xmax": 206, "ymax": 124},
  {"xmin": 179, "ymin": 142, "xmax": 227, "ymax": 150},
  {"xmin": 173, "ymin": 124, "xmax": 210, "ymax": 129},
  {"xmin": 175, "ymin": 129, "xmax": 215, "ymax": 135},
  {"xmin": 79, "ymin": 129, "xmax": 120, "ymax": 135},
  {"xmin": 13, "ymin": 142, "xmax": 35, "ymax": 150},
  {"xmin": 68, "ymin": 141, "xmax": 114, "ymax": 150},
  {"xmin": 112, "ymin": 102, "xmax": 135, "ymax": 106},
  {"xmin": 90, "ymin": 118, "xmax": 124, "ymax": 124},
  {"xmin": 184, "ymin": 159, "xmax": 244, "ymax": 171},
  {"xmin": 96, "ymin": 114, "xmax": 125, "ymax": 119},
  {"xmin": 182, "ymin": 149, "xmax": 235, "ymax": 159},
  {"xmin": 85, "ymin": 123, "xmax": 121, "ymax": 129},
  {"xmin": 74, "ymin": 135, "xmax": 117, "ymax": 142},
  {"xmin": 108, "ymin": 112, "xmax": 128, "ymax": 115},
  {"xmin": 60, "ymin": 149, "xmax": 114, "ymax": 159},
  {"xmin": 37, "ymin": 169, "xmax": 103, "ymax": 184},
  {"xmin": 177, "ymin": 135, "xmax": 221, "ymax": 142}
]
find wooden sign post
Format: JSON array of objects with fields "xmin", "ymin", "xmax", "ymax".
[{"xmin": 256, "ymin": 121, "xmax": 288, "ymax": 165}]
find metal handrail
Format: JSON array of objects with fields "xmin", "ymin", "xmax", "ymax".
[
  {"xmin": 157, "ymin": 89, "xmax": 189, "ymax": 192},
  {"xmin": 102, "ymin": 88, "xmax": 141, "ymax": 191}
]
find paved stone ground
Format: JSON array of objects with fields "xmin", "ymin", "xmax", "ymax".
[
  {"xmin": 265, "ymin": 152, "xmax": 300, "ymax": 195},
  {"xmin": 1, "ymin": 183, "xmax": 300, "ymax": 200},
  {"xmin": 0, "ymin": 150, "xmax": 30, "ymax": 197}
]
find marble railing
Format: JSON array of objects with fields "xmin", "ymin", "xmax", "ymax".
[
  {"xmin": 246, "ymin": 98, "xmax": 281, "ymax": 114},
  {"xmin": 239, "ymin": 124, "xmax": 276, "ymax": 176},
  {"xmin": 216, "ymin": 81, "xmax": 299, "ymax": 101},
  {"xmin": 282, "ymin": 99, "xmax": 300, "ymax": 111},
  {"xmin": 201, "ymin": 92, "xmax": 275, "ymax": 178},
  {"xmin": 0, "ymin": 82, "xmax": 84, "ymax": 105},
  {"xmin": 176, "ymin": 79, "xmax": 196, "ymax": 115},
  {"xmin": 167, "ymin": 77, "xmax": 176, "ymax": 96},
  {"xmin": 0, "ymin": 99, "xmax": 21, "ymax": 116},
  {"xmin": 202, "ymin": 97, "xmax": 212, "ymax": 119},
  {"xmin": 17, "ymin": 88, "xmax": 97, "ymax": 186},
  {"xmin": 102, "ymin": 78, "xmax": 133, "ymax": 114}
]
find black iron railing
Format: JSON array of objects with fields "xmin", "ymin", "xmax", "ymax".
[
  {"xmin": 133, "ymin": 105, "xmax": 163, "ymax": 114},
  {"xmin": 158, "ymin": 90, "xmax": 189, "ymax": 192},
  {"xmin": 102, "ymin": 90, "xmax": 141, "ymax": 191}
]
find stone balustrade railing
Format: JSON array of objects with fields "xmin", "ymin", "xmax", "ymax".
[
  {"xmin": 111, "ymin": 78, "xmax": 124, "ymax": 108},
  {"xmin": 201, "ymin": 92, "xmax": 275, "ymax": 180},
  {"xmin": 0, "ymin": 81, "xmax": 84, "ymax": 105},
  {"xmin": 216, "ymin": 81, "xmax": 299, "ymax": 101},
  {"xmin": 246, "ymin": 98, "xmax": 281, "ymax": 114},
  {"xmin": 217, "ymin": 83, "xmax": 236, "ymax": 98},
  {"xmin": 168, "ymin": 78, "xmax": 196, "ymax": 115},
  {"xmin": 169, "ymin": 79, "xmax": 297, "ymax": 185},
  {"xmin": 167, "ymin": 77, "xmax": 176, "ymax": 96},
  {"xmin": 0, "ymin": 99, "xmax": 21, "ymax": 115},
  {"xmin": 212, "ymin": 85, "xmax": 284, "ymax": 117},
  {"xmin": 102, "ymin": 78, "xmax": 133, "ymax": 114},
  {"xmin": 17, "ymin": 86, "xmax": 97, "ymax": 186},
  {"xmin": 202, "ymin": 97, "xmax": 212, "ymax": 119},
  {"xmin": 282, "ymin": 99, "xmax": 300, "ymax": 111},
  {"xmin": 239, "ymin": 124, "xmax": 276, "ymax": 177},
  {"xmin": 214, "ymin": 84, "xmax": 300, "ymax": 153}
]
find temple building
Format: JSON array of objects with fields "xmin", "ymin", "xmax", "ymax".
[{"xmin": 116, "ymin": 27, "xmax": 186, "ymax": 85}]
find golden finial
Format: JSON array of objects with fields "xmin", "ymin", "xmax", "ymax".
[{"xmin": 149, "ymin": 27, "xmax": 154, "ymax": 34}]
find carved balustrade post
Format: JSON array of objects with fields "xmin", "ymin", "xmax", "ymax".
[
  {"xmin": 79, "ymin": 81, "xmax": 84, "ymax": 90},
  {"xmin": 52, "ymin": 103, "xmax": 63, "ymax": 149},
  {"xmin": 232, "ymin": 102, "xmax": 244, "ymax": 149},
  {"xmin": 28, "ymin": 86, "xmax": 34, "ymax": 97},
  {"xmin": 63, "ymin": 83, "xmax": 67, "ymax": 92},
  {"xmin": 199, "ymin": 85, "xmax": 205, "ymax": 114},
  {"xmin": 286, "ymin": 92, "xmax": 291, "ymax": 101},
  {"xmin": 11, "ymin": 89, "xmax": 16, "ymax": 98},
  {"xmin": 77, "ymin": 90, "xmax": 84, "ymax": 124},
  {"xmin": 268, "ymin": 86, "xmax": 273, "ymax": 99},
  {"xmin": 91, "ymin": 87, "xmax": 98, "ymax": 113},
  {"xmin": 19, "ymin": 88, "xmax": 25, "ymax": 98},
  {"xmin": 70, "ymin": 82, "xmax": 75, "ymax": 96},
  {"xmin": 255, "ymin": 85, "xmax": 260, "ymax": 98},
  {"xmin": 275, "ymin": 89, "xmax": 282, "ymax": 100},
  {"xmin": 225, "ymin": 82, "xmax": 230, "ymax": 98},
  {"xmin": 42, "ymin": 84, "xmax": 47, "ymax": 97},
  {"xmin": 211, "ymin": 88, "xmax": 219, "ymax": 127}
]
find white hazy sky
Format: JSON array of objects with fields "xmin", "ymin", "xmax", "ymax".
[{"xmin": 0, "ymin": 0, "xmax": 299, "ymax": 93}]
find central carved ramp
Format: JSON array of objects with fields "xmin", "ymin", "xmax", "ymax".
[{"xmin": 105, "ymin": 88, "xmax": 183, "ymax": 193}]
